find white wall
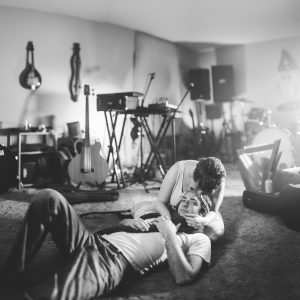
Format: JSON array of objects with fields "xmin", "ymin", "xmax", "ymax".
[
  {"xmin": 0, "ymin": 7, "xmax": 135, "ymax": 137},
  {"xmin": 0, "ymin": 6, "xmax": 201, "ymax": 167}
]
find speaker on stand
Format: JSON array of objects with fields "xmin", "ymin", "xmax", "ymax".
[
  {"xmin": 211, "ymin": 65, "xmax": 241, "ymax": 162},
  {"xmin": 205, "ymin": 104, "xmax": 223, "ymax": 156},
  {"xmin": 211, "ymin": 65, "xmax": 234, "ymax": 103},
  {"xmin": 189, "ymin": 68, "xmax": 211, "ymax": 130},
  {"xmin": 189, "ymin": 68, "xmax": 211, "ymax": 101}
]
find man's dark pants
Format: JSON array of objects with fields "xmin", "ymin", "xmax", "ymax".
[{"xmin": 0, "ymin": 189, "xmax": 130, "ymax": 299}]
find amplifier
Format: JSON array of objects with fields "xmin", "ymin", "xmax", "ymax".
[{"xmin": 97, "ymin": 92, "xmax": 143, "ymax": 111}]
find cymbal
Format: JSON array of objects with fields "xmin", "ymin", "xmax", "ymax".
[{"xmin": 277, "ymin": 101, "xmax": 300, "ymax": 111}]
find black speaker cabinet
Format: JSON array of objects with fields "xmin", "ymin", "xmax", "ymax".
[
  {"xmin": 212, "ymin": 65, "xmax": 234, "ymax": 103},
  {"xmin": 189, "ymin": 68, "xmax": 210, "ymax": 100}
]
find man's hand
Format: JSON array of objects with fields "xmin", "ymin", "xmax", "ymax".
[
  {"xmin": 153, "ymin": 216, "xmax": 180, "ymax": 239},
  {"xmin": 184, "ymin": 214, "xmax": 206, "ymax": 231},
  {"xmin": 120, "ymin": 218, "xmax": 151, "ymax": 231}
]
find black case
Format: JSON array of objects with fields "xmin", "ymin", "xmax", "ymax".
[
  {"xmin": 0, "ymin": 144, "xmax": 18, "ymax": 192},
  {"xmin": 242, "ymin": 190, "xmax": 280, "ymax": 215}
]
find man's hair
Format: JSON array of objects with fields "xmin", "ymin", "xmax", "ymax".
[{"xmin": 193, "ymin": 157, "xmax": 226, "ymax": 194}]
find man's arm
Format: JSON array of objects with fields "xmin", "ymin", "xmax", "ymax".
[
  {"xmin": 154, "ymin": 217, "xmax": 205, "ymax": 285},
  {"xmin": 131, "ymin": 200, "xmax": 171, "ymax": 218}
]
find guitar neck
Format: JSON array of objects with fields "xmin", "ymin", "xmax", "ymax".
[
  {"xmin": 85, "ymin": 93, "xmax": 90, "ymax": 147},
  {"xmin": 81, "ymin": 84, "xmax": 93, "ymax": 173}
]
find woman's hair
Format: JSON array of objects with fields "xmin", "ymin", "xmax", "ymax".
[{"xmin": 193, "ymin": 157, "xmax": 226, "ymax": 194}]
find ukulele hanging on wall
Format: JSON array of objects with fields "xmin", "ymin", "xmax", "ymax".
[
  {"xmin": 69, "ymin": 42, "xmax": 81, "ymax": 102},
  {"xmin": 19, "ymin": 41, "xmax": 42, "ymax": 90}
]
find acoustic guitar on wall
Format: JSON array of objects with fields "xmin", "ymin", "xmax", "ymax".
[{"xmin": 68, "ymin": 84, "xmax": 109, "ymax": 189}]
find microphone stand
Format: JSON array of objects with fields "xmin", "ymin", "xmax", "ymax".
[
  {"xmin": 141, "ymin": 73, "xmax": 156, "ymax": 107},
  {"xmin": 136, "ymin": 73, "xmax": 156, "ymax": 184}
]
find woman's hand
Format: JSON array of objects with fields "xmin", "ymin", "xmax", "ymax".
[
  {"xmin": 184, "ymin": 213, "xmax": 207, "ymax": 231},
  {"xmin": 120, "ymin": 218, "xmax": 151, "ymax": 231}
]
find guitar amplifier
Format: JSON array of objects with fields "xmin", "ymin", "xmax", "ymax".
[{"xmin": 97, "ymin": 92, "xmax": 142, "ymax": 111}]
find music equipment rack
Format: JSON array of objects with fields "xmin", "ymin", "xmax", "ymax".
[{"xmin": 97, "ymin": 93, "xmax": 181, "ymax": 188}]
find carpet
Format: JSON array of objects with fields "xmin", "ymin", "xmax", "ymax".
[{"xmin": 1, "ymin": 165, "xmax": 300, "ymax": 300}]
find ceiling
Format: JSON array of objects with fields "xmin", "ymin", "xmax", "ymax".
[{"xmin": 1, "ymin": 0, "xmax": 300, "ymax": 52}]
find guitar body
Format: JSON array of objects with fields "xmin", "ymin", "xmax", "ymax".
[
  {"xmin": 68, "ymin": 141, "xmax": 109, "ymax": 189},
  {"xmin": 19, "ymin": 64, "xmax": 42, "ymax": 90}
]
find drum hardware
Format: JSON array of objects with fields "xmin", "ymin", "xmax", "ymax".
[
  {"xmin": 245, "ymin": 108, "xmax": 276, "ymax": 144},
  {"xmin": 247, "ymin": 107, "xmax": 271, "ymax": 126},
  {"xmin": 264, "ymin": 110, "xmax": 276, "ymax": 128},
  {"xmin": 217, "ymin": 102, "xmax": 243, "ymax": 163}
]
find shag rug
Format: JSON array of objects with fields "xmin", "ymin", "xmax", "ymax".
[{"xmin": 1, "ymin": 166, "xmax": 300, "ymax": 300}]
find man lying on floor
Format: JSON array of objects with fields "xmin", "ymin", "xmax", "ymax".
[{"xmin": 0, "ymin": 188, "xmax": 211, "ymax": 300}]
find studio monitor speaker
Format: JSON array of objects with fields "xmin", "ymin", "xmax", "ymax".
[
  {"xmin": 212, "ymin": 65, "xmax": 234, "ymax": 103},
  {"xmin": 189, "ymin": 68, "xmax": 210, "ymax": 100}
]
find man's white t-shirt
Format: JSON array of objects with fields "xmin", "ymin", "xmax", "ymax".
[{"xmin": 103, "ymin": 231, "xmax": 211, "ymax": 274}]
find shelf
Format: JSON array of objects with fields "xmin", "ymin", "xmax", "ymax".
[
  {"xmin": 0, "ymin": 128, "xmax": 57, "ymax": 187},
  {"xmin": 20, "ymin": 151, "xmax": 56, "ymax": 155}
]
